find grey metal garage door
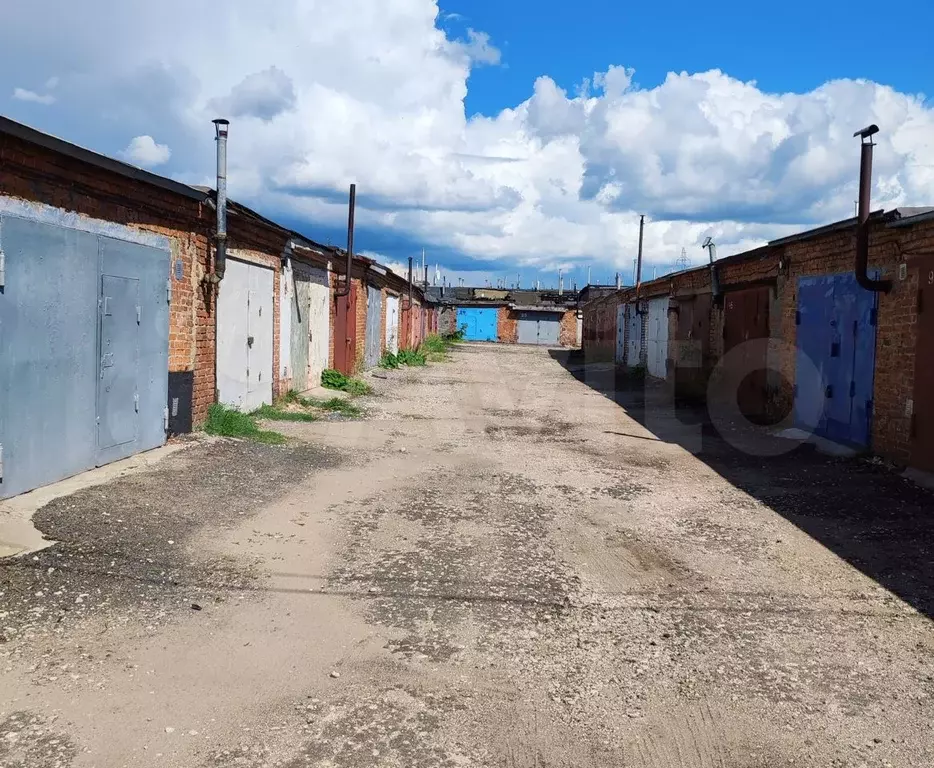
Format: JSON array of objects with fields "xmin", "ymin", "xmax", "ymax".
[
  {"xmin": 0, "ymin": 213, "xmax": 170, "ymax": 499},
  {"xmin": 517, "ymin": 311, "xmax": 562, "ymax": 345},
  {"xmin": 365, "ymin": 285, "xmax": 383, "ymax": 368}
]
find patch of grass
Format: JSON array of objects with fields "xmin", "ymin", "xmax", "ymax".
[
  {"xmin": 314, "ymin": 397, "xmax": 362, "ymax": 417},
  {"xmin": 203, "ymin": 403, "xmax": 286, "ymax": 444},
  {"xmin": 379, "ymin": 351, "xmax": 401, "ymax": 369},
  {"xmin": 321, "ymin": 369, "xmax": 372, "ymax": 396},
  {"xmin": 397, "ymin": 348, "xmax": 427, "ymax": 367},
  {"xmin": 419, "ymin": 333, "xmax": 460, "ymax": 362},
  {"xmin": 253, "ymin": 404, "xmax": 318, "ymax": 422},
  {"xmin": 274, "ymin": 389, "xmax": 363, "ymax": 418}
]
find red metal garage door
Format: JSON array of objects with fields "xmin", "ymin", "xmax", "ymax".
[
  {"xmin": 912, "ymin": 258, "xmax": 934, "ymax": 472},
  {"xmin": 723, "ymin": 286, "xmax": 770, "ymax": 421}
]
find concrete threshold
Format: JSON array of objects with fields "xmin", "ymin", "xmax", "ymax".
[{"xmin": 0, "ymin": 438, "xmax": 200, "ymax": 560}]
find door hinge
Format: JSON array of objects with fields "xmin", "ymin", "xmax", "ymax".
[
  {"xmin": 826, "ymin": 385, "xmax": 834, "ymax": 398},
  {"xmin": 0, "ymin": 443, "xmax": 4, "ymax": 484},
  {"xmin": 134, "ymin": 393, "xmax": 140, "ymax": 413},
  {"xmin": 163, "ymin": 406, "xmax": 169, "ymax": 431},
  {"xmin": 166, "ymin": 278, "xmax": 172, "ymax": 303},
  {"xmin": 0, "ymin": 249, "xmax": 5, "ymax": 290},
  {"xmin": 136, "ymin": 306, "xmax": 141, "ymax": 324}
]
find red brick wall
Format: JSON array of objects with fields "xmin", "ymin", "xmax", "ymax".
[
  {"xmin": 559, "ymin": 310, "xmax": 578, "ymax": 347},
  {"xmin": 498, "ymin": 307, "xmax": 518, "ymax": 343},
  {"xmin": 355, "ymin": 278, "xmax": 367, "ymax": 371}
]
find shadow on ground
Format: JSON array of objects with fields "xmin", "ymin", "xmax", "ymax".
[{"xmin": 550, "ymin": 348, "xmax": 934, "ymax": 621}]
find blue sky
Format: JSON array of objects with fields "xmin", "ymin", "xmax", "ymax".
[
  {"xmin": 445, "ymin": 0, "xmax": 934, "ymax": 117},
  {"xmin": 3, "ymin": 0, "xmax": 933, "ymax": 289}
]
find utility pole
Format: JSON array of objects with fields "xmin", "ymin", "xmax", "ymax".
[{"xmin": 558, "ymin": 269, "xmax": 564, "ymax": 296}]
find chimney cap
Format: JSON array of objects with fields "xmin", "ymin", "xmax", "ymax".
[{"xmin": 853, "ymin": 124, "xmax": 879, "ymax": 140}]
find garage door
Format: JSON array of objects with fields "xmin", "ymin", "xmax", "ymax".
[
  {"xmin": 457, "ymin": 307, "xmax": 498, "ymax": 341},
  {"xmin": 615, "ymin": 304, "xmax": 626, "ymax": 363},
  {"xmin": 0, "ymin": 212, "xmax": 169, "ymax": 499},
  {"xmin": 217, "ymin": 258, "xmax": 274, "ymax": 412},
  {"xmin": 386, "ymin": 294, "xmax": 400, "ymax": 353},
  {"xmin": 517, "ymin": 311, "xmax": 562, "ymax": 345},
  {"xmin": 795, "ymin": 273, "xmax": 877, "ymax": 447},
  {"xmin": 626, "ymin": 304, "xmax": 642, "ymax": 368},
  {"xmin": 645, "ymin": 297, "xmax": 669, "ymax": 379},
  {"xmin": 365, "ymin": 284, "xmax": 383, "ymax": 368}
]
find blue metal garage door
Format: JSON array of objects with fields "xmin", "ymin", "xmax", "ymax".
[
  {"xmin": 0, "ymin": 213, "xmax": 169, "ymax": 499},
  {"xmin": 795, "ymin": 272, "xmax": 878, "ymax": 447},
  {"xmin": 456, "ymin": 307, "xmax": 498, "ymax": 341}
]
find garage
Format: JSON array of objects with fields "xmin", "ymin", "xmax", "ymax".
[
  {"xmin": 290, "ymin": 262, "xmax": 329, "ymax": 391},
  {"xmin": 217, "ymin": 257, "xmax": 274, "ymax": 411},
  {"xmin": 385, "ymin": 294, "xmax": 400, "ymax": 353},
  {"xmin": 645, "ymin": 297, "xmax": 669, "ymax": 379},
  {"xmin": 365, "ymin": 284, "xmax": 383, "ymax": 368},
  {"xmin": 517, "ymin": 310, "xmax": 561, "ymax": 346},
  {"xmin": 0, "ymin": 210, "xmax": 170, "ymax": 499},
  {"xmin": 457, "ymin": 307, "xmax": 498, "ymax": 341},
  {"xmin": 625, "ymin": 304, "xmax": 642, "ymax": 368},
  {"xmin": 795, "ymin": 272, "xmax": 877, "ymax": 447},
  {"xmin": 615, "ymin": 304, "xmax": 626, "ymax": 363}
]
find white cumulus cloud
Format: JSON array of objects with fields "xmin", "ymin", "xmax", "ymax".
[
  {"xmin": 121, "ymin": 135, "xmax": 172, "ymax": 168},
  {"xmin": 1, "ymin": 1, "xmax": 932, "ymax": 276},
  {"xmin": 12, "ymin": 87, "xmax": 55, "ymax": 105}
]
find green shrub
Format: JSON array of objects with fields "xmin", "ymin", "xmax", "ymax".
[
  {"xmin": 321, "ymin": 369, "xmax": 372, "ymax": 396},
  {"xmin": 379, "ymin": 351, "xmax": 400, "ymax": 369},
  {"xmin": 397, "ymin": 348, "xmax": 427, "ymax": 367},
  {"xmin": 203, "ymin": 403, "xmax": 286, "ymax": 444}
]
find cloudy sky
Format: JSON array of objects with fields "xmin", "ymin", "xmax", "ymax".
[{"xmin": 3, "ymin": 0, "xmax": 933, "ymax": 289}]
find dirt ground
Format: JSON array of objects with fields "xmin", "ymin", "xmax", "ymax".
[{"xmin": 2, "ymin": 343, "xmax": 934, "ymax": 767}]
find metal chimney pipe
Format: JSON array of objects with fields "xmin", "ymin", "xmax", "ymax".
[
  {"xmin": 336, "ymin": 184, "xmax": 356, "ymax": 297},
  {"xmin": 615, "ymin": 272, "xmax": 621, "ymax": 290},
  {"xmin": 703, "ymin": 237, "xmax": 721, "ymax": 299},
  {"xmin": 405, "ymin": 256, "xmax": 414, "ymax": 308},
  {"xmin": 853, "ymin": 125, "xmax": 891, "ymax": 293},
  {"xmin": 635, "ymin": 214, "xmax": 645, "ymax": 295},
  {"xmin": 212, "ymin": 119, "xmax": 229, "ymax": 280}
]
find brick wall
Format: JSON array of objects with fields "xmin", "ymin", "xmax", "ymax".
[
  {"xmin": 355, "ymin": 278, "xmax": 367, "ymax": 371},
  {"xmin": 559, "ymin": 310, "xmax": 578, "ymax": 347},
  {"xmin": 498, "ymin": 307, "xmax": 518, "ymax": 343}
]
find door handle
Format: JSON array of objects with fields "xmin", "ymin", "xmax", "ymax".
[{"xmin": 247, "ymin": 336, "xmax": 254, "ymax": 347}]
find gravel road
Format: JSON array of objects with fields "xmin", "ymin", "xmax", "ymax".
[{"xmin": 2, "ymin": 343, "xmax": 933, "ymax": 767}]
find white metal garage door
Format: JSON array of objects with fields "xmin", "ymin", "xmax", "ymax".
[
  {"xmin": 385, "ymin": 294, "xmax": 400, "ymax": 354},
  {"xmin": 218, "ymin": 258, "xmax": 274, "ymax": 412},
  {"xmin": 645, "ymin": 297, "xmax": 669, "ymax": 379},
  {"xmin": 626, "ymin": 304, "xmax": 642, "ymax": 368},
  {"xmin": 616, "ymin": 304, "xmax": 626, "ymax": 363}
]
